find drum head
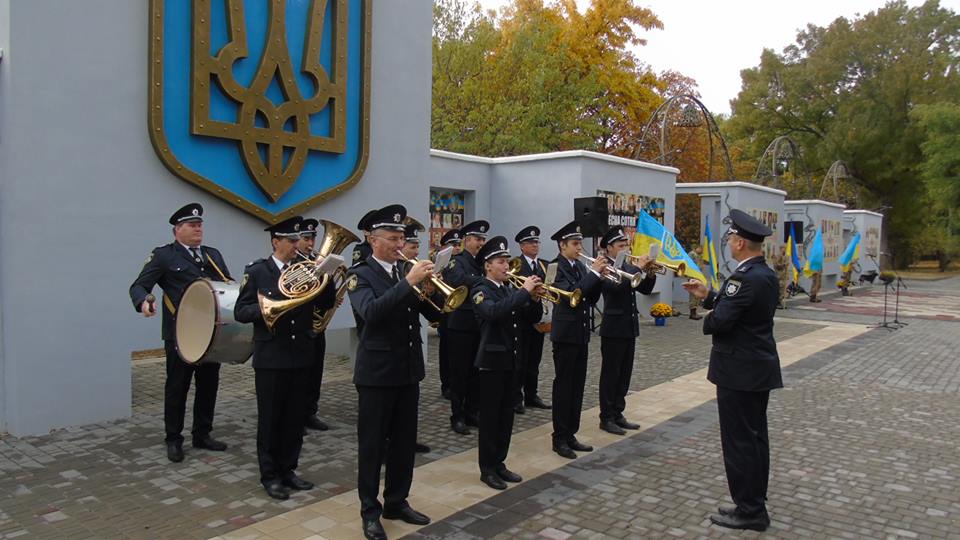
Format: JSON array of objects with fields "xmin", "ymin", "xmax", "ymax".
[{"xmin": 176, "ymin": 280, "xmax": 217, "ymax": 364}]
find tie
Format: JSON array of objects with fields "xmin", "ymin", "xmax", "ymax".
[
  {"xmin": 572, "ymin": 261, "xmax": 581, "ymax": 280},
  {"xmin": 189, "ymin": 247, "xmax": 202, "ymax": 264},
  {"xmin": 282, "ymin": 262, "xmax": 290, "ymax": 272},
  {"xmin": 391, "ymin": 264, "xmax": 400, "ymax": 283}
]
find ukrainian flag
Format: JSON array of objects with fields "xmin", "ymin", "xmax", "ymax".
[
  {"xmin": 839, "ymin": 232, "xmax": 861, "ymax": 273},
  {"xmin": 632, "ymin": 210, "xmax": 708, "ymax": 284},
  {"xmin": 702, "ymin": 217, "xmax": 721, "ymax": 290},
  {"xmin": 786, "ymin": 228, "xmax": 801, "ymax": 284},
  {"xmin": 803, "ymin": 228, "xmax": 824, "ymax": 276}
]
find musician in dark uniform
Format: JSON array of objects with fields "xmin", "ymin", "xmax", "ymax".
[
  {"xmin": 400, "ymin": 221, "xmax": 432, "ymax": 455},
  {"xmin": 345, "ymin": 205, "xmax": 439, "ymax": 540},
  {"xmin": 513, "ymin": 225, "xmax": 551, "ymax": 414},
  {"xmin": 436, "ymin": 229, "xmax": 463, "ymax": 401},
  {"xmin": 352, "ymin": 209, "xmax": 377, "ymax": 268},
  {"xmin": 683, "ymin": 209, "xmax": 782, "ymax": 532},
  {"xmin": 234, "ymin": 216, "xmax": 334, "ymax": 500},
  {"xmin": 129, "ymin": 203, "xmax": 232, "ymax": 463},
  {"xmin": 597, "ymin": 226, "xmax": 656, "ymax": 435},
  {"xmin": 471, "ymin": 236, "xmax": 541, "ymax": 490},
  {"xmin": 441, "ymin": 220, "xmax": 489, "ymax": 435},
  {"xmin": 548, "ymin": 221, "xmax": 605, "ymax": 459},
  {"xmin": 297, "ymin": 218, "xmax": 337, "ymax": 432}
]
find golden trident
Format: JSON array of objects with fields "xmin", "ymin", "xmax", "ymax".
[{"xmin": 191, "ymin": 0, "xmax": 348, "ymax": 202}]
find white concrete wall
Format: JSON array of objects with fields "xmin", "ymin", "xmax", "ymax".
[
  {"xmin": 843, "ymin": 210, "xmax": 884, "ymax": 275},
  {"xmin": 784, "ymin": 200, "xmax": 847, "ymax": 292}
]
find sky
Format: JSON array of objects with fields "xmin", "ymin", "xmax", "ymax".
[{"xmin": 474, "ymin": 0, "xmax": 960, "ymax": 116}]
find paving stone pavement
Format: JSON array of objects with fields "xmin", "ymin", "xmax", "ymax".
[{"xmin": 1, "ymin": 276, "xmax": 957, "ymax": 539}]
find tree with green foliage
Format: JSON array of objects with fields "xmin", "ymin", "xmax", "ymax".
[
  {"xmin": 723, "ymin": 0, "xmax": 960, "ymax": 267},
  {"xmin": 912, "ymin": 102, "xmax": 960, "ymax": 270}
]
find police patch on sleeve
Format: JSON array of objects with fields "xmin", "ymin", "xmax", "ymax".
[
  {"xmin": 145, "ymin": 252, "xmax": 154, "ymax": 264},
  {"xmin": 240, "ymin": 273, "xmax": 249, "ymax": 290},
  {"xmin": 725, "ymin": 279, "xmax": 742, "ymax": 296},
  {"xmin": 473, "ymin": 291, "xmax": 484, "ymax": 305},
  {"xmin": 352, "ymin": 250, "xmax": 360, "ymax": 262},
  {"xmin": 448, "ymin": 260, "xmax": 456, "ymax": 269},
  {"xmin": 346, "ymin": 274, "xmax": 359, "ymax": 291}
]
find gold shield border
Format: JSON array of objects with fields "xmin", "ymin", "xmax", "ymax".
[{"xmin": 148, "ymin": 0, "xmax": 372, "ymax": 224}]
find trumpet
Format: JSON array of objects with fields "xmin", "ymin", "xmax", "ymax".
[
  {"xmin": 396, "ymin": 252, "xmax": 468, "ymax": 313},
  {"xmin": 626, "ymin": 254, "xmax": 687, "ymax": 277},
  {"xmin": 577, "ymin": 252, "xmax": 645, "ymax": 287},
  {"xmin": 508, "ymin": 259, "xmax": 581, "ymax": 307}
]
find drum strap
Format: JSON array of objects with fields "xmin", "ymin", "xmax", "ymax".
[
  {"xmin": 205, "ymin": 254, "xmax": 230, "ymax": 282},
  {"xmin": 163, "ymin": 294, "xmax": 176, "ymax": 315}
]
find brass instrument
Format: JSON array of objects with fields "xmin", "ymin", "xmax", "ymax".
[
  {"xmin": 312, "ymin": 220, "xmax": 362, "ymax": 332},
  {"xmin": 627, "ymin": 254, "xmax": 687, "ymax": 277},
  {"xmin": 260, "ymin": 219, "xmax": 358, "ymax": 332},
  {"xmin": 396, "ymin": 252, "xmax": 468, "ymax": 313},
  {"xmin": 578, "ymin": 252, "xmax": 645, "ymax": 287},
  {"xmin": 509, "ymin": 258, "xmax": 581, "ymax": 307}
]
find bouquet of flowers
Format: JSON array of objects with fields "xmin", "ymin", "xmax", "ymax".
[
  {"xmin": 835, "ymin": 279, "xmax": 848, "ymax": 288},
  {"xmin": 650, "ymin": 303, "xmax": 673, "ymax": 318}
]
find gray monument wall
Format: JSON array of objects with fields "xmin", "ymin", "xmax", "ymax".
[
  {"xmin": 0, "ymin": 0, "xmax": 433, "ymax": 435},
  {"xmin": 784, "ymin": 200, "xmax": 847, "ymax": 292},
  {"xmin": 843, "ymin": 210, "xmax": 884, "ymax": 275}
]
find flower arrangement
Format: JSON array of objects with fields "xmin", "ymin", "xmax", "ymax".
[
  {"xmin": 836, "ymin": 279, "xmax": 848, "ymax": 288},
  {"xmin": 650, "ymin": 303, "xmax": 673, "ymax": 318}
]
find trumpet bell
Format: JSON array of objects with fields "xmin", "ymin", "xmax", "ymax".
[{"xmin": 442, "ymin": 284, "xmax": 469, "ymax": 312}]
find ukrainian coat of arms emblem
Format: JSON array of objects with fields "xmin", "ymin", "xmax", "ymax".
[{"xmin": 149, "ymin": 0, "xmax": 371, "ymax": 223}]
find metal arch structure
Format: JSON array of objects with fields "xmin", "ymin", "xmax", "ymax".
[
  {"xmin": 633, "ymin": 95, "xmax": 735, "ymax": 181},
  {"xmin": 820, "ymin": 160, "xmax": 861, "ymax": 207},
  {"xmin": 753, "ymin": 135, "xmax": 814, "ymax": 196}
]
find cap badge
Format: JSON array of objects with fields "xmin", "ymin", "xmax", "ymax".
[
  {"xmin": 394, "ymin": 213, "xmax": 401, "ymax": 222},
  {"xmin": 294, "ymin": 223, "xmax": 300, "ymax": 231},
  {"xmin": 499, "ymin": 242, "xmax": 506, "ymax": 250},
  {"xmin": 480, "ymin": 225, "xmax": 486, "ymax": 232},
  {"xmin": 576, "ymin": 225, "xmax": 581, "ymax": 233},
  {"xmin": 192, "ymin": 208, "xmax": 199, "ymax": 216}
]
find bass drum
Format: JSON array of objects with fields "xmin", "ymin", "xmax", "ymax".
[{"xmin": 175, "ymin": 279, "xmax": 253, "ymax": 365}]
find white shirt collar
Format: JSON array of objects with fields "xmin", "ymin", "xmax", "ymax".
[
  {"xmin": 271, "ymin": 255, "xmax": 288, "ymax": 271},
  {"xmin": 524, "ymin": 255, "xmax": 537, "ymax": 266},
  {"xmin": 180, "ymin": 242, "xmax": 201, "ymax": 254},
  {"xmin": 486, "ymin": 277, "xmax": 502, "ymax": 288},
  {"xmin": 736, "ymin": 255, "xmax": 762, "ymax": 270},
  {"xmin": 371, "ymin": 255, "xmax": 396, "ymax": 275}
]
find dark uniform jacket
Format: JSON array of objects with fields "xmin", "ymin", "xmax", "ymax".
[
  {"xmin": 129, "ymin": 243, "xmax": 232, "ymax": 341},
  {"xmin": 549, "ymin": 257, "xmax": 603, "ymax": 345},
  {"xmin": 442, "ymin": 251, "xmax": 484, "ymax": 332},
  {"xmin": 346, "ymin": 256, "xmax": 440, "ymax": 386},
  {"xmin": 514, "ymin": 256, "xmax": 547, "ymax": 328},
  {"xmin": 472, "ymin": 279, "xmax": 538, "ymax": 371},
  {"xmin": 599, "ymin": 263, "xmax": 656, "ymax": 339},
  {"xmin": 701, "ymin": 256, "xmax": 783, "ymax": 392},
  {"xmin": 234, "ymin": 257, "xmax": 334, "ymax": 370}
]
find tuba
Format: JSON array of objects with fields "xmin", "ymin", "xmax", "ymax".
[
  {"xmin": 311, "ymin": 220, "xmax": 361, "ymax": 332},
  {"xmin": 259, "ymin": 219, "xmax": 358, "ymax": 331},
  {"xmin": 397, "ymin": 252, "xmax": 468, "ymax": 313}
]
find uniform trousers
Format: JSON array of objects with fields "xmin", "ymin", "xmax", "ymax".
[
  {"xmin": 305, "ymin": 334, "xmax": 327, "ymax": 418},
  {"xmin": 551, "ymin": 342, "xmax": 588, "ymax": 443},
  {"xmin": 516, "ymin": 328, "xmax": 545, "ymax": 405},
  {"xmin": 477, "ymin": 370, "xmax": 515, "ymax": 473},
  {"xmin": 598, "ymin": 336, "xmax": 635, "ymax": 422},
  {"xmin": 255, "ymin": 367, "xmax": 309, "ymax": 484},
  {"xmin": 716, "ymin": 386, "xmax": 771, "ymax": 516},
  {"xmin": 356, "ymin": 383, "xmax": 419, "ymax": 520},
  {"xmin": 163, "ymin": 340, "xmax": 220, "ymax": 444},
  {"xmin": 446, "ymin": 328, "xmax": 480, "ymax": 421},
  {"xmin": 438, "ymin": 320, "xmax": 450, "ymax": 393}
]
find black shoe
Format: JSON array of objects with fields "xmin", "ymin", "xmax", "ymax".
[
  {"xmin": 514, "ymin": 403, "xmax": 525, "ymax": 415},
  {"xmin": 525, "ymin": 396, "xmax": 551, "ymax": 409},
  {"xmin": 465, "ymin": 414, "xmax": 480, "ymax": 427},
  {"xmin": 415, "ymin": 442, "xmax": 431, "ymax": 454},
  {"xmin": 281, "ymin": 473, "xmax": 314, "ymax": 491},
  {"xmin": 710, "ymin": 510, "xmax": 770, "ymax": 531},
  {"xmin": 497, "ymin": 467, "xmax": 522, "ymax": 483},
  {"xmin": 718, "ymin": 505, "xmax": 737, "ymax": 517},
  {"xmin": 304, "ymin": 416, "xmax": 329, "ymax": 431},
  {"xmin": 263, "ymin": 480, "xmax": 290, "ymax": 500},
  {"xmin": 451, "ymin": 419, "xmax": 470, "ymax": 435},
  {"xmin": 568, "ymin": 438, "xmax": 593, "ymax": 452},
  {"xmin": 480, "ymin": 472, "xmax": 507, "ymax": 490},
  {"xmin": 600, "ymin": 420, "xmax": 626, "ymax": 435},
  {"xmin": 192, "ymin": 436, "xmax": 227, "ymax": 451},
  {"xmin": 382, "ymin": 506, "xmax": 431, "ymax": 525},
  {"xmin": 362, "ymin": 518, "xmax": 387, "ymax": 540},
  {"xmin": 165, "ymin": 441, "xmax": 184, "ymax": 463},
  {"xmin": 615, "ymin": 417, "xmax": 640, "ymax": 430},
  {"xmin": 552, "ymin": 442, "xmax": 576, "ymax": 459}
]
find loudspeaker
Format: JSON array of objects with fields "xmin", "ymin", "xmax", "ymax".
[{"xmin": 574, "ymin": 197, "xmax": 609, "ymax": 237}]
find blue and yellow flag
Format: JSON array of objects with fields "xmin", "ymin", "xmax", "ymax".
[
  {"xmin": 839, "ymin": 232, "xmax": 861, "ymax": 273},
  {"xmin": 803, "ymin": 228, "xmax": 824, "ymax": 276},
  {"xmin": 701, "ymin": 217, "xmax": 721, "ymax": 290},
  {"xmin": 632, "ymin": 210, "xmax": 708, "ymax": 284},
  {"xmin": 786, "ymin": 228, "xmax": 801, "ymax": 284}
]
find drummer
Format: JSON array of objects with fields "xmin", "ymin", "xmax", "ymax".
[{"xmin": 129, "ymin": 203, "xmax": 233, "ymax": 464}]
